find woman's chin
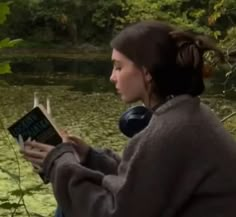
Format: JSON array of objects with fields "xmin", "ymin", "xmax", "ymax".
[
  {"xmin": 120, "ymin": 95, "xmax": 129, "ymax": 103},
  {"xmin": 121, "ymin": 95, "xmax": 137, "ymax": 104}
]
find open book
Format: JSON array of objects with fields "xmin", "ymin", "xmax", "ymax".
[{"xmin": 8, "ymin": 104, "xmax": 62, "ymax": 148}]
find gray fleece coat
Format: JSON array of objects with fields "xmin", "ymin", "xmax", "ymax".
[{"xmin": 43, "ymin": 95, "xmax": 236, "ymax": 217}]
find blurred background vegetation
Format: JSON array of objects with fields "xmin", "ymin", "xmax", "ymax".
[{"xmin": 0, "ymin": 0, "xmax": 235, "ymax": 48}]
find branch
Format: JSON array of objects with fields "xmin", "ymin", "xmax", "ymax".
[{"xmin": 221, "ymin": 111, "xmax": 236, "ymax": 122}]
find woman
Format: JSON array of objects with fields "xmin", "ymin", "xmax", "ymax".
[{"xmin": 22, "ymin": 21, "xmax": 236, "ymax": 217}]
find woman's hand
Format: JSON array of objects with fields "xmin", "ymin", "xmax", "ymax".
[
  {"xmin": 60, "ymin": 130, "xmax": 90, "ymax": 163},
  {"xmin": 20, "ymin": 141, "xmax": 55, "ymax": 172}
]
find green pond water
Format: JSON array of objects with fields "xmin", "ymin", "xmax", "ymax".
[{"xmin": 0, "ymin": 58, "xmax": 235, "ymax": 217}]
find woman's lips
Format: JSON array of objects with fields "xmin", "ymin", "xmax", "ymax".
[{"xmin": 116, "ymin": 87, "xmax": 120, "ymax": 93}]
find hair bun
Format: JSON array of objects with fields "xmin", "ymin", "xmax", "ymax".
[
  {"xmin": 170, "ymin": 30, "xmax": 225, "ymax": 71},
  {"xmin": 170, "ymin": 31, "xmax": 201, "ymax": 69}
]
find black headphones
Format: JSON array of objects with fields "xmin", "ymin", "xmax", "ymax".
[
  {"xmin": 118, "ymin": 95, "xmax": 175, "ymax": 137},
  {"xmin": 119, "ymin": 106, "xmax": 152, "ymax": 138}
]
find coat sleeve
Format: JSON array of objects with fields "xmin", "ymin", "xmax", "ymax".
[
  {"xmin": 42, "ymin": 127, "xmax": 213, "ymax": 217},
  {"xmin": 81, "ymin": 147, "xmax": 121, "ymax": 175}
]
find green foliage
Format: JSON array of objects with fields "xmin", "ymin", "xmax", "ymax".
[
  {"xmin": 111, "ymin": 0, "xmax": 216, "ymax": 35},
  {"xmin": 0, "ymin": 38, "xmax": 22, "ymax": 48},
  {"xmin": 0, "ymin": 62, "xmax": 11, "ymax": 74},
  {"xmin": 0, "ymin": 2, "xmax": 11, "ymax": 75},
  {"xmin": 0, "ymin": 2, "xmax": 10, "ymax": 25},
  {"xmin": 0, "ymin": 0, "xmax": 234, "ymax": 41},
  {"xmin": 0, "ymin": 0, "xmax": 234, "ymax": 47},
  {"xmin": 0, "ymin": 2, "xmax": 22, "ymax": 74},
  {"xmin": 1, "ymin": 0, "xmax": 124, "ymax": 44}
]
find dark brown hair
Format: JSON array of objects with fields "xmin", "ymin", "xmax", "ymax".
[{"xmin": 110, "ymin": 21, "xmax": 224, "ymax": 99}]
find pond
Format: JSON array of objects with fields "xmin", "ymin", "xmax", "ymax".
[{"xmin": 0, "ymin": 58, "xmax": 235, "ymax": 217}]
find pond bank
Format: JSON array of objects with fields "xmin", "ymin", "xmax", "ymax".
[{"xmin": 0, "ymin": 48, "xmax": 110, "ymax": 60}]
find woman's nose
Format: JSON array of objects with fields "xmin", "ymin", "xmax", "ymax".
[{"xmin": 110, "ymin": 71, "xmax": 116, "ymax": 83}]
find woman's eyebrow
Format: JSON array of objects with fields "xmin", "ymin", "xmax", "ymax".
[{"xmin": 112, "ymin": 59, "xmax": 121, "ymax": 64}]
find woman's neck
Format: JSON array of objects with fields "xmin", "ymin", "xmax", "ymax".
[
  {"xmin": 142, "ymin": 94, "xmax": 161, "ymax": 110},
  {"xmin": 143, "ymin": 94, "xmax": 176, "ymax": 111}
]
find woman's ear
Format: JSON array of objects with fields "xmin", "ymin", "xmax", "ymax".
[{"xmin": 142, "ymin": 67, "xmax": 152, "ymax": 83}]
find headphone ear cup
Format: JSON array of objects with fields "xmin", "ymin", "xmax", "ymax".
[{"xmin": 119, "ymin": 106, "xmax": 152, "ymax": 138}]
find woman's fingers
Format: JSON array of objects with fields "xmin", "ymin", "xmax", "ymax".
[
  {"xmin": 60, "ymin": 129, "xmax": 69, "ymax": 138},
  {"xmin": 66, "ymin": 136, "xmax": 86, "ymax": 146},
  {"xmin": 24, "ymin": 141, "xmax": 54, "ymax": 153},
  {"xmin": 20, "ymin": 140, "xmax": 55, "ymax": 172},
  {"xmin": 59, "ymin": 130, "xmax": 84, "ymax": 145},
  {"xmin": 20, "ymin": 148, "xmax": 45, "ymax": 169},
  {"xmin": 24, "ymin": 140, "xmax": 47, "ymax": 150},
  {"xmin": 20, "ymin": 148, "xmax": 45, "ymax": 158},
  {"xmin": 24, "ymin": 156, "xmax": 44, "ymax": 166}
]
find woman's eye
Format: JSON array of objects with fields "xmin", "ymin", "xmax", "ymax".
[{"xmin": 114, "ymin": 66, "xmax": 121, "ymax": 71}]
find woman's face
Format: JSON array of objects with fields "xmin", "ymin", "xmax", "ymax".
[{"xmin": 110, "ymin": 49, "xmax": 151, "ymax": 104}]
